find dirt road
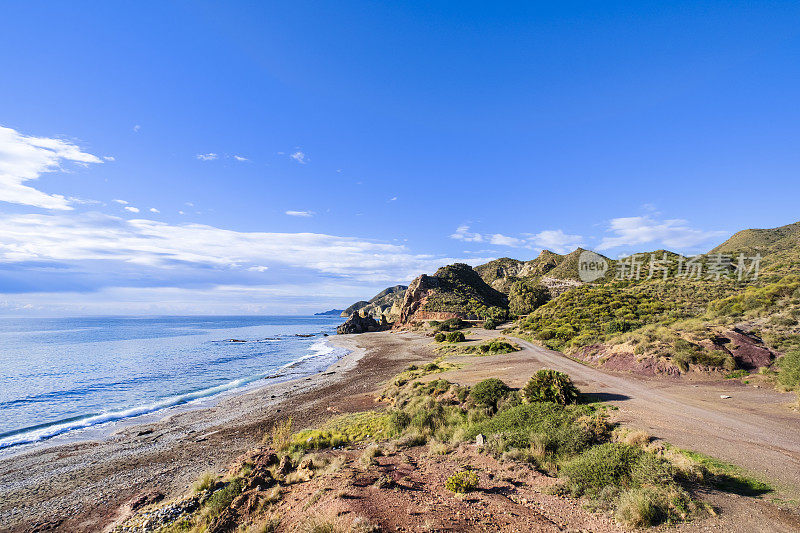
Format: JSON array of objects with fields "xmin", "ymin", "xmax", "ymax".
[{"xmin": 440, "ymin": 332, "xmax": 800, "ymax": 498}]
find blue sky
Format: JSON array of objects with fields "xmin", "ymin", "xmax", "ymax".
[{"xmin": 1, "ymin": 1, "xmax": 799, "ymax": 315}]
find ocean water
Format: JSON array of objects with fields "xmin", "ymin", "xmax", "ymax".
[{"xmin": 0, "ymin": 315, "xmax": 346, "ymax": 450}]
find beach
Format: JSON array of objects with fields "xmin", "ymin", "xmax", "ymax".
[{"xmin": 0, "ymin": 331, "xmax": 435, "ymax": 532}]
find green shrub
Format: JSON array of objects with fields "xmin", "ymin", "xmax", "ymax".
[
  {"xmin": 387, "ymin": 410, "xmax": 411, "ymax": 434},
  {"xmin": 434, "ymin": 332, "xmax": 446, "ymax": 342},
  {"xmin": 445, "ymin": 470, "xmax": 479, "ymax": 493},
  {"xmin": 477, "ymin": 339, "xmax": 517, "ymax": 355},
  {"xmin": 469, "ymin": 378, "xmax": 510, "ymax": 410},
  {"xmin": 523, "ymin": 370, "xmax": 579, "ymax": 405},
  {"xmin": 205, "ymin": 478, "xmax": 244, "ymax": 517},
  {"xmin": 445, "ymin": 331, "xmax": 465, "ymax": 343},
  {"xmin": 436, "ymin": 318, "xmax": 468, "ymax": 332},
  {"xmin": 615, "ymin": 487, "xmax": 666, "ymax": 527},
  {"xmin": 563, "ymin": 443, "xmax": 674, "ymax": 496},
  {"xmin": 777, "ymin": 349, "xmax": 800, "ymax": 390},
  {"xmin": 465, "ymin": 402, "xmax": 594, "ymax": 456},
  {"xmin": 483, "ymin": 318, "xmax": 498, "ymax": 330},
  {"xmin": 508, "ymin": 279, "xmax": 550, "ymax": 315}
]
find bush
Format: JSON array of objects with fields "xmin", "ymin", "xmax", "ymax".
[
  {"xmin": 192, "ymin": 471, "xmax": 217, "ymax": 493},
  {"xmin": 563, "ymin": 443, "xmax": 674, "ymax": 496},
  {"xmin": 445, "ymin": 470, "xmax": 479, "ymax": 493},
  {"xmin": 778, "ymin": 349, "xmax": 800, "ymax": 390},
  {"xmin": 465, "ymin": 402, "xmax": 595, "ymax": 457},
  {"xmin": 469, "ymin": 378, "xmax": 510, "ymax": 410},
  {"xmin": 269, "ymin": 418, "xmax": 293, "ymax": 451},
  {"xmin": 615, "ymin": 487, "xmax": 667, "ymax": 527},
  {"xmin": 523, "ymin": 370, "xmax": 579, "ymax": 405},
  {"xmin": 435, "ymin": 318, "xmax": 468, "ymax": 332},
  {"xmin": 205, "ymin": 478, "xmax": 244, "ymax": 517},
  {"xmin": 445, "ymin": 331, "xmax": 466, "ymax": 343},
  {"xmin": 509, "ymin": 279, "xmax": 550, "ymax": 315},
  {"xmin": 483, "ymin": 318, "xmax": 498, "ymax": 330},
  {"xmin": 434, "ymin": 332, "xmax": 446, "ymax": 342},
  {"xmin": 477, "ymin": 339, "xmax": 517, "ymax": 355}
]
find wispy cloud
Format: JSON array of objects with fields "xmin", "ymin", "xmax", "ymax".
[
  {"xmin": 527, "ymin": 230, "xmax": 584, "ymax": 254},
  {"xmin": 233, "ymin": 155, "xmax": 248, "ymax": 162},
  {"xmin": 0, "ymin": 125, "xmax": 103, "ymax": 210},
  {"xmin": 103, "ymin": 156, "xmax": 115, "ymax": 162},
  {"xmin": 132, "ymin": 125, "xmax": 141, "ymax": 133},
  {"xmin": 124, "ymin": 206, "xmax": 140, "ymax": 213},
  {"xmin": 285, "ymin": 210, "xmax": 314, "ymax": 217},
  {"xmin": 290, "ymin": 150, "xmax": 307, "ymax": 164},
  {"xmin": 450, "ymin": 225, "xmax": 583, "ymax": 254},
  {"xmin": 196, "ymin": 153, "xmax": 218, "ymax": 161},
  {"xmin": 113, "ymin": 199, "xmax": 128, "ymax": 205},
  {"xmin": 597, "ymin": 216, "xmax": 726, "ymax": 252},
  {"xmin": 0, "ymin": 212, "xmax": 493, "ymax": 288},
  {"xmin": 450, "ymin": 225, "xmax": 484, "ymax": 243},
  {"xmin": 149, "ymin": 207, "xmax": 159, "ymax": 213}
]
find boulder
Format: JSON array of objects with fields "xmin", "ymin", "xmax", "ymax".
[{"xmin": 336, "ymin": 312, "xmax": 382, "ymax": 334}]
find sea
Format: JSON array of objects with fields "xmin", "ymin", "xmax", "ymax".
[{"xmin": 0, "ymin": 315, "xmax": 347, "ymax": 452}]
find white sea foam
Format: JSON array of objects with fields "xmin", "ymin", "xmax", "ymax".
[{"xmin": 0, "ymin": 336, "xmax": 345, "ymax": 450}]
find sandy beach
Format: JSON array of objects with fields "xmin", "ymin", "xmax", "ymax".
[
  {"xmin": 0, "ymin": 331, "xmax": 435, "ymax": 532},
  {"xmin": 2, "ymin": 329, "xmax": 799, "ymax": 532}
]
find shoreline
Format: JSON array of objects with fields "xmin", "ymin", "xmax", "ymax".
[
  {"xmin": 0, "ymin": 334, "xmax": 348, "ymax": 458},
  {"xmin": 0, "ymin": 331, "xmax": 435, "ymax": 532}
]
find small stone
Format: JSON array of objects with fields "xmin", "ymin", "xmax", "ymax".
[
  {"xmin": 720, "ymin": 395, "xmax": 732, "ymax": 399},
  {"xmin": 475, "ymin": 434, "xmax": 486, "ymax": 446}
]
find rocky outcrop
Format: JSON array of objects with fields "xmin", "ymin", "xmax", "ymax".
[
  {"xmin": 573, "ymin": 344, "xmax": 681, "ymax": 377},
  {"xmin": 336, "ymin": 313, "xmax": 382, "ymax": 334},
  {"xmin": 396, "ymin": 263, "xmax": 507, "ymax": 326},
  {"xmin": 705, "ymin": 328, "xmax": 775, "ymax": 370},
  {"xmin": 340, "ymin": 285, "xmax": 407, "ymax": 321}
]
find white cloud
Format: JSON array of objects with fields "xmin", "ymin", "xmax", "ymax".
[
  {"xmin": 289, "ymin": 150, "xmax": 307, "ymax": 164},
  {"xmin": 103, "ymin": 156, "xmax": 115, "ymax": 162},
  {"xmin": 451, "ymin": 225, "xmax": 584, "ymax": 254},
  {"xmin": 196, "ymin": 153, "xmax": 218, "ymax": 161},
  {"xmin": 528, "ymin": 229, "xmax": 584, "ymax": 254},
  {"xmin": 286, "ymin": 210, "xmax": 314, "ymax": 217},
  {"xmin": 113, "ymin": 199, "xmax": 128, "ymax": 205},
  {"xmin": 124, "ymin": 206, "xmax": 140, "ymax": 213},
  {"xmin": 488, "ymin": 234, "xmax": 524, "ymax": 247},
  {"xmin": 0, "ymin": 125, "xmax": 103, "ymax": 210},
  {"xmin": 247, "ymin": 265, "xmax": 269, "ymax": 272},
  {"xmin": 597, "ymin": 216, "xmax": 726, "ymax": 251},
  {"xmin": 450, "ymin": 225, "xmax": 484, "ymax": 242},
  {"xmin": 0, "ymin": 212, "xmax": 493, "ymax": 284},
  {"xmin": 133, "ymin": 125, "xmax": 141, "ymax": 132},
  {"xmin": 178, "ymin": 210, "xmax": 186, "ymax": 215},
  {"xmin": 388, "ymin": 196, "xmax": 398, "ymax": 202},
  {"xmin": 233, "ymin": 155, "xmax": 248, "ymax": 162},
  {"xmin": 149, "ymin": 207, "xmax": 160, "ymax": 213}
]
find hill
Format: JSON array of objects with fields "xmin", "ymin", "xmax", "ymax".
[
  {"xmin": 397, "ymin": 263, "xmax": 507, "ymax": 324},
  {"xmin": 314, "ymin": 309, "xmax": 344, "ymax": 316},
  {"xmin": 340, "ymin": 285, "xmax": 407, "ymax": 321}
]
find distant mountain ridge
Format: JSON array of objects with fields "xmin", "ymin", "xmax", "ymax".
[
  {"xmin": 314, "ymin": 309, "xmax": 344, "ymax": 316},
  {"xmin": 340, "ymin": 220, "xmax": 800, "ymax": 327}
]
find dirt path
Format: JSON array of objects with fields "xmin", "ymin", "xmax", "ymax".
[{"xmin": 437, "ymin": 331, "xmax": 800, "ymax": 498}]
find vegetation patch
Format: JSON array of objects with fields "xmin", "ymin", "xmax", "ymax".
[
  {"xmin": 523, "ymin": 369, "xmax": 580, "ymax": 405},
  {"xmin": 288, "ymin": 412, "xmax": 390, "ymax": 452},
  {"xmin": 445, "ymin": 470, "xmax": 479, "ymax": 494}
]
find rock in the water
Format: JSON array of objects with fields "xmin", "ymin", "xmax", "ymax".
[{"xmin": 336, "ymin": 313, "xmax": 382, "ymax": 334}]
